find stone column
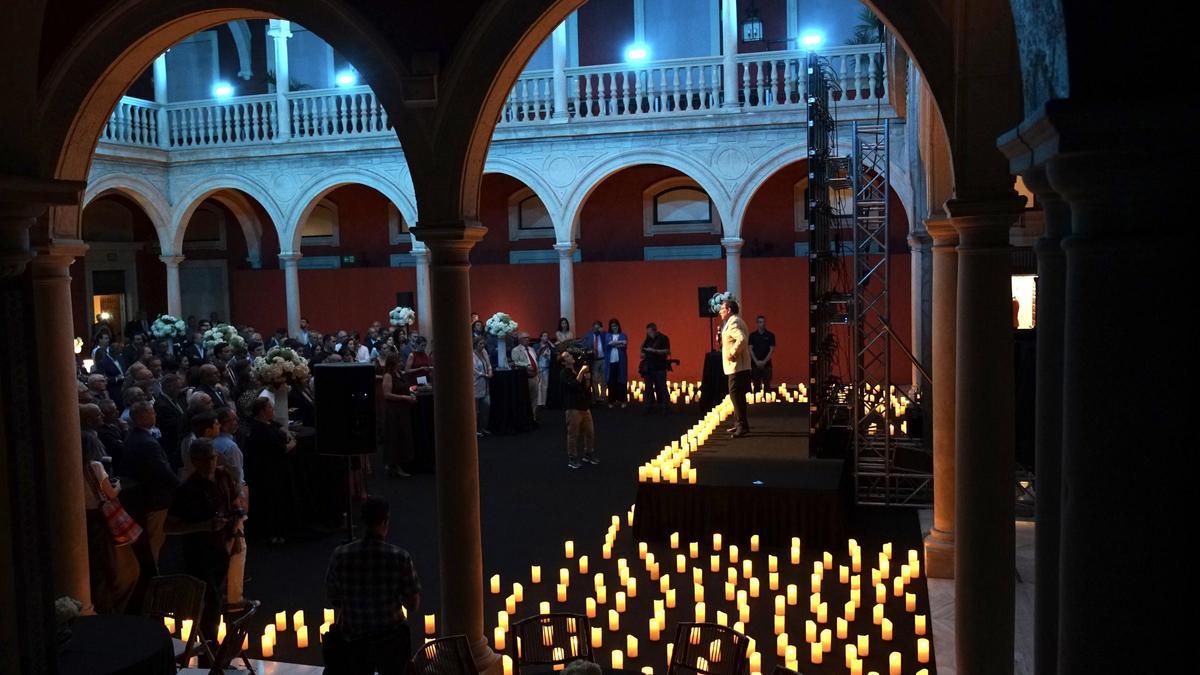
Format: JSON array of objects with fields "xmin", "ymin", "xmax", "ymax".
[
  {"xmin": 413, "ymin": 245, "xmax": 433, "ymax": 345},
  {"xmin": 160, "ymin": 254, "xmax": 184, "ymax": 317},
  {"xmin": 416, "ymin": 222, "xmax": 499, "ymax": 673},
  {"xmin": 948, "ymin": 197, "xmax": 1022, "ymax": 675},
  {"xmin": 1048, "ymin": 149, "xmax": 1177, "ymax": 673},
  {"xmin": 268, "ymin": 19, "xmax": 292, "ymax": 142},
  {"xmin": 720, "ymin": 0, "xmax": 739, "ymax": 110},
  {"xmin": 152, "ymin": 54, "xmax": 169, "ymax": 147},
  {"xmin": 32, "ymin": 245, "xmax": 92, "ymax": 610},
  {"xmin": 555, "ymin": 242, "xmax": 576, "ymax": 331},
  {"xmin": 923, "ymin": 217, "xmax": 957, "ymax": 579},
  {"xmin": 907, "ymin": 231, "xmax": 933, "ymax": 394},
  {"xmin": 279, "ymin": 252, "xmax": 302, "ymax": 338},
  {"xmin": 721, "ymin": 237, "xmax": 743, "ymax": 300},
  {"xmin": 551, "ymin": 22, "xmax": 569, "ymax": 122}
]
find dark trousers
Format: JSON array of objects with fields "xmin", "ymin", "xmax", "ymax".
[
  {"xmin": 606, "ymin": 368, "xmax": 627, "ymax": 403},
  {"xmin": 645, "ymin": 370, "xmax": 669, "ymax": 409},
  {"xmin": 183, "ymin": 555, "xmax": 228, "ymax": 648},
  {"xmin": 728, "ymin": 370, "xmax": 752, "ymax": 432},
  {"xmin": 323, "ymin": 623, "xmax": 411, "ymax": 675},
  {"xmin": 751, "ymin": 364, "xmax": 773, "ymax": 392}
]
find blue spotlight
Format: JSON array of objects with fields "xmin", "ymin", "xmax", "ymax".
[
  {"xmin": 624, "ymin": 43, "xmax": 649, "ymax": 62},
  {"xmin": 335, "ymin": 70, "xmax": 359, "ymax": 87},
  {"xmin": 212, "ymin": 82, "xmax": 234, "ymax": 99},
  {"xmin": 800, "ymin": 32, "xmax": 824, "ymax": 49}
]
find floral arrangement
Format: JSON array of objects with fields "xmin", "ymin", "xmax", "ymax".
[
  {"xmin": 389, "ymin": 306, "xmax": 415, "ymax": 327},
  {"xmin": 203, "ymin": 323, "xmax": 245, "ymax": 350},
  {"xmin": 708, "ymin": 291, "xmax": 737, "ymax": 315},
  {"xmin": 151, "ymin": 314, "xmax": 187, "ymax": 340},
  {"xmin": 486, "ymin": 312, "xmax": 519, "ymax": 337},
  {"xmin": 251, "ymin": 346, "xmax": 310, "ymax": 388}
]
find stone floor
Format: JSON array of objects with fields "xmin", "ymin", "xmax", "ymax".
[{"xmin": 918, "ymin": 511, "xmax": 1036, "ymax": 675}]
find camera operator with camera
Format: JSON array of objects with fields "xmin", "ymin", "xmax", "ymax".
[
  {"xmin": 559, "ymin": 349, "xmax": 599, "ymax": 469},
  {"xmin": 639, "ymin": 323, "xmax": 673, "ymax": 414}
]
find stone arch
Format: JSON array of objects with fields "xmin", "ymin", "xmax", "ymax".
[
  {"xmin": 38, "ymin": 0, "xmax": 423, "ymax": 242},
  {"xmin": 283, "ymin": 167, "xmax": 418, "ymax": 253},
  {"xmin": 169, "ymin": 175, "xmax": 286, "ymax": 255},
  {"xmin": 82, "ymin": 173, "xmax": 171, "ymax": 248},
  {"xmin": 483, "ymin": 156, "xmax": 563, "ymax": 232},
  {"xmin": 559, "ymin": 149, "xmax": 734, "ymax": 242},
  {"xmin": 225, "ymin": 20, "xmax": 254, "ymax": 80}
]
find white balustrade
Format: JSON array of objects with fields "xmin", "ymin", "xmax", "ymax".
[{"xmin": 98, "ymin": 45, "xmax": 886, "ymax": 147}]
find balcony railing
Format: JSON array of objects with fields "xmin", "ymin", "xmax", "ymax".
[{"xmin": 99, "ymin": 45, "xmax": 887, "ymax": 150}]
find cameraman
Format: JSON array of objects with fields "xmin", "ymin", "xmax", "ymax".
[
  {"xmin": 640, "ymin": 323, "xmax": 672, "ymax": 414},
  {"xmin": 559, "ymin": 351, "xmax": 598, "ymax": 469}
]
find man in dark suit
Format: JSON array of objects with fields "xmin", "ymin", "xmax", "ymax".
[
  {"xmin": 196, "ymin": 364, "xmax": 229, "ymax": 408},
  {"xmin": 154, "ymin": 374, "xmax": 187, "ymax": 471},
  {"xmin": 121, "ymin": 401, "xmax": 180, "ymax": 564},
  {"xmin": 125, "ymin": 310, "xmax": 151, "ymax": 339},
  {"xmin": 184, "ymin": 332, "xmax": 206, "ymax": 363}
]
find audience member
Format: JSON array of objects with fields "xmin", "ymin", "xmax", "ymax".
[
  {"xmin": 559, "ymin": 351, "xmax": 597, "ymax": 469},
  {"xmin": 121, "ymin": 401, "xmax": 179, "ymax": 564}
]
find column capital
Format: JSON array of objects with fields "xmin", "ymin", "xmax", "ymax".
[
  {"xmin": 278, "ymin": 252, "xmax": 302, "ymax": 267},
  {"xmin": 925, "ymin": 217, "xmax": 958, "ymax": 247},
  {"xmin": 720, "ymin": 236, "xmax": 744, "ymax": 253},
  {"xmin": 907, "ymin": 231, "xmax": 933, "ymax": 251},
  {"xmin": 413, "ymin": 221, "xmax": 487, "ymax": 265},
  {"xmin": 945, "ymin": 196, "xmax": 1024, "ymax": 250},
  {"xmin": 267, "ymin": 18, "xmax": 292, "ymax": 39},
  {"xmin": 159, "ymin": 254, "xmax": 185, "ymax": 267},
  {"xmin": 31, "ymin": 243, "xmax": 86, "ymax": 280},
  {"xmin": 553, "ymin": 242, "xmax": 576, "ymax": 257},
  {"xmin": 0, "ymin": 174, "xmax": 81, "ymax": 277}
]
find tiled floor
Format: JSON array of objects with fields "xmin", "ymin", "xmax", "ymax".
[{"xmin": 919, "ymin": 511, "xmax": 1036, "ymax": 675}]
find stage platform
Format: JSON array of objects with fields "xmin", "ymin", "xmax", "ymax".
[{"xmin": 632, "ymin": 404, "xmax": 849, "ymax": 547}]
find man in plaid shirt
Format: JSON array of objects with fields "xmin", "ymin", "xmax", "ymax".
[{"xmin": 324, "ymin": 497, "xmax": 421, "ymax": 674}]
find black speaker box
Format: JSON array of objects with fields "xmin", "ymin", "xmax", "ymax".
[
  {"xmin": 698, "ymin": 286, "xmax": 718, "ymax": 318},
  {"xmin": 314, "ymin": 362, "xmax": 377, "ymax": 456}
]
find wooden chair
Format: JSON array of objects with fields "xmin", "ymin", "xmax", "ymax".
[
  {"xmin": 667, "ymin": 623, "xmax": 751, "ymax": 675},
  {"xmin": 178, "ymin": 599, "xmax": 260, "ymax": 675},
  {"xmin": 142, "ymin": 574, "xmax": 214, "ymax": 668},
  {"xmin": 409, "ymin": 634, "xmax": 476, "ymax": 675},
  {"xmin": 510, "ymin": 613, "xmax": 593, "ymax": 674}
]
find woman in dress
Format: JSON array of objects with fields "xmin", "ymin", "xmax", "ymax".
[
  {"xmin": 472, "ymin": 337, "xmax": 493, "ymax": 437},
  {"xmin": 380, "ymin": 351, "xmax": 416, "ymax": 478},
  {"xmin": 536, "ymin": 331, "xmax": 554, "ymax": 408},
  {"xmin": 603, "ymin": 318, "xmax": 629, "ymax": 408},
  {"xmin": 405, "ymin": 335, "xmax": 434, "ymax": 383},
  {"xmin": 555, "ymin": 317, "xmax": 574, "ymax": 345}
]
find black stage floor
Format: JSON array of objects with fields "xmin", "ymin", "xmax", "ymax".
[{"xmin": 157, "ymin": 402, "xmax": 935, "ymax": 672}]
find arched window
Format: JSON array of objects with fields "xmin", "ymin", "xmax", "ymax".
[
  {"xmin": 507, "ymin": 188, "xmax": 555, "ymax": 240},
  {"xmin": 183, "ymin": 203, "xmax": 227, "ymax": 250},
  {"xmin": 642, "ymin": 177, "xmax": 721, "ymax": 235},
  {"xmin": 300, "ymin": 199, "xmax": 339, "ymax": 247}
]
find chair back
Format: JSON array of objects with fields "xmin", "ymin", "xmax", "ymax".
[
  {"xmin": 511, "ymin": 613, "xmax": 592, "ymax": 673},
  {"xmin": 772, "ymin": 666, "xmax": 801, "ymax": 675},
  {"xmin": 142, "ymin": 574, "xmax": 208, "ymax": 664},
  {"xmin": 410, "ymin": 634, "xmax": 475, "ymax": 675},
  {"xmin": 667, "ymin": 623, "xmax": 751, "ymax": 675},
  {"xmin": 207, "ymin": 599, "xmax": 259, "ymax": 674}
]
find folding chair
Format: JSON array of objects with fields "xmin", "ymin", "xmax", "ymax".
[
  {"xmin": 511, "ymin": 612, "xmax": 593, "ymax": 674},
  {"xmin": 667, "ymin": 622, "xmax": 751, "ymax": 675},
  {"xmin": 142, "ymin": 574, "xmax": 214, "ymax": 668},
  {"xmin": 178, "ymin": 599, "xmax": 260, "ymax": 675},
  {"xmin": 410, "ymin": 634, "xmax": 476, "ymax": 675}
]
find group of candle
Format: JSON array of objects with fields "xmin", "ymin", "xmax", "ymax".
[
  {"xmin": 487, "ymin": 515, "xmax": 934, "ymax": 675},
  {"xmin": 624, "ymin": 381, "xmax": 809, "ymax": 407},
  {"xmin": 258, "ymin": 608, "xmax": 337, "ymax": 657},
  {"xmin": 856, "ymin": 385, "xmax": 916, "ymax": 437},
  {"xmin": 636, "ymin": 399, "xmax": 729, "ymax": 485}
]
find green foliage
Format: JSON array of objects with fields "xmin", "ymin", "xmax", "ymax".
[{"xmin": 846, "ymin": 8, "xmax": 884, "ymax": 45}]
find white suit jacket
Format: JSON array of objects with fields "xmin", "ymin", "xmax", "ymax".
[
  {"xmin": 510, "ymin": 343, "xmax": 538, "ymax": 374},
  {"xmin": 721, "ymin": 315, "xmax": 752, "ymax": 375}
]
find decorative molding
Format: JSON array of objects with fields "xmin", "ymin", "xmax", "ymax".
[
  {"xmin": 296, "ymin": 255, "xmax": 341, "ymax": 269},
  {"xmin": 643, "ymin": 245, "xmax": 722, "ymax": 261},
  {"xmin": 510, "ymin": 248, "xmax": 580, "ymax": 265}
]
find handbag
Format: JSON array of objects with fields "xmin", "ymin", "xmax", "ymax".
[{"xmin": 84, "ymin": 461, "xmax": 143, "ymax": 547}]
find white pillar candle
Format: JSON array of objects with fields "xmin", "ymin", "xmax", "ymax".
[
  {"xmin": 491, "ymin": 574, "xmax": 501, "ymax": 594},
  {"xmin": 918, "ymin": 637, "xmax": 930, "ymax": 663},
  {"xmin": 565, "ymin": 541, "xmax": 574, "ymax": 558}
]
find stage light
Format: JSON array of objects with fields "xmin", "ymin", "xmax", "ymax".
[
  {"xmin": 212, "ymin": 82, "xmax": 234, "ymax": 99},
  {"xmin": 336, "ymin": 70, "xmax": 359, "ymax": 87},
  {"xmin": 624, "ymin": 44, "xmax": 649, "ymax": 62},
  {"xmin": 800, "ymin": 32, "xmax": 824, "ymax": 49}
]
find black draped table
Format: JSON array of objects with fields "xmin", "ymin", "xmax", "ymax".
[
  {"xmin": 488, "ymin": 369, "xmax": 536, "ymax": 435},
  {"xmin": 57, "ymin": 615, "xmax": 175, "ymax": 675},
  {"xmin": 698, "ymin": 350, "xmax": 727, "ymax": 409},
  {"xmin": 409, "ymin": 391, "xmax": 436, "ymax": 473},
  {"xmin": 289, "ymin": 425, "xmax": 346, "ymax": 532}
]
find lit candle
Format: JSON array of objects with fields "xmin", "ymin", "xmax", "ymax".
[
  {"xmin": 713, "ymin": 533, "xmax": 722, "ymax": 551},
  {"xmin": 750, "ymin": 653, "xmax": 762, "ymax": 674},
  {"xmin": 694, "ymin": 583, "xmax": 705, "ymax": 603},
  {"xmin": 750, "ymin": 534, "xmax": 760, "ymax": 552},
  {"xmin": 560, "ymin": 568, "xmax": 571, "ymax": 587},
  {"xmin": 906, "ymin": 592, "xmax": 917, "ymax": 612},
  {"xmin": 851, "ymin": 588, "xmax": 862, "ymax": 608},
  {"xmin": 915, "ymin": 614, "xmax": 927, "ymax": 635},
  {"xmin": 612, "ymin": 649, "xmax": 624, "ymax": 670},
  {"xmin": 810, "ymin": 593, "xmax": 821, "ymax": 613},
  {"xmin": 883, "ymin": 542, "xmax": 893, "ymax": 559},
  {"xmin": 820, "ymin": 629, "xmax": 831, "ymax": 653},
  {"xmin": 666, "ymin": 589, "xmax": 676, "ymax": 608},
  {"xmin": 491, "ymin": 574, "xmax": 501, "ymax": 594},
  {"xmin": 616, "ymin": 591, "xmax": 627, "ymax": 612},
  {"xmin": 857, "ymin": 634, "xmax": 870, "ymax": 657},
  {"xmin": 609, "ymin": 609, "xmax": 620, "ymax": 631},
  {"xmin": 850, "ymin": 575, "xmax": 862, "ymax": 591},
  {"xmin": 839, "ymin": 565, "xmax": 849, "ymax": 584},
  {"xmin": 710, "ymin": 555, "xmax": 721, "ymax": 573},
  {"xmin": 297, "ymin": 625, "xmax": 309, "ymax": 649},
  {"xmin": 163, "ymin": 617, "xmax": 175, "ymax": 634},
  {"xmin": 876, "ymin": 583, "xmax": 887, "ymax": 604},
  {"xmin": 689, "ymin": 542, "xmax": 699, "ymax": 559},
  {"xmin": 506, "ymin": 595, "xmax": 516, "ymax": 614},
  {"xmin": 729, "ymin": 545, "xmax": 739, "ymax": 564},
  {"xmin": 597, "ymin": 586, "xmax": 608, "ymax": 605},
  {"xmin": 844, "ymin": 600, "xmax": 856, "ymax": 622},
  {"xmin": 918, "ymin": 637, "xmax": 930, "ymax": 663},
  {"xmin": 749, "ymin": 578, "xmax": 760, "ymax": 597},
  {"xmin": 773, "ymin": 615, "xmax": 785, "ymax": 635},
  {"xmin": 739, "ymin": 603, "xmax": 750, "ymax": 624},
  {"xmin": 687, "ymin": 468, "xmax": 697, "ymax": 484},
  {"xmin": 670, "ymin": 532, "xmax": 680, "ymax": 549},
  {"xmin": 595, "ymin": 572, "xmax": 606, "ymax": 590},
  {"xmin": 293, "ymin": 610, "xmax": 305, "ymax": 630},
  {"xmin": 565, "ymin": 541, "xmax": 575, "ymax": 559},
  {"xmin": 181, "ymin": 619, "xmax": 193, "ymax": 642},
  {"xmin": 425, "ymin": 614, "xmax": 436, "ymax": 636},
  {"xmin": 530, "ymin": 566, "xmax": 542, "ymax": 584},
  {"xmin": 557, "ymin": 584, "xmax": 568, "ymax": 602},
  {"xmin": 691, "ymin": 567, "xmax": 703, "ymax": 585},
  {"xmin": 810, "ymin": 641, "xmax": 822, "ymax": 664},
  {"xmin": 540, "ymin": 602, "xmax": 551, "ymax": 615},
  {"xmin": 579, "ymin": 556, "xmax": 589, "ymax": 574},
  {"xmin": 873, "ymin": 604, "xmax": 884, "ymax": 625},
  {"xmin": 777, "ymin": 633, "xmax": 789, "ymax": 657},
  {"xmin": 787, "ymin": 584, "xmax": 798, "ymax": 605},
  {"xmin": 591, "ymin": 627, "xmax": 602, "ymax": 648},
  {"xmin": 893, "ymin": 576, "xmax": 904, "ymax": 598},
  {"xmin": 324, "ymin": 608, "xmax": 335, "ymax": 625},
  {"xmin": 498, "ymin": 611, "xmax": 509, "ymax": 630},
  {"xmin": 275, "ymin": 611, "xmax": 287, "ymax": 632},
  {"xmin": 603, "ymin": 544, "xmax": 612, "ymax": 560},
  {"xmin": 911, "ymin": 558, "xmax": 921, "ymax": 578},
  {"xmin": 627, "ymin": 635, "xmax": 639, "ymax": 658},
  {"xmin": 823, "ymin": 552, "xmax": 833, "ymax": 570},
  {"xmin": 816, "ymin": 602, "xmax": 828, "ymax": 624},
  {"xmin": 805, "ymin": 620, "xmax": 817, "ymax": 643},
  {"xmin": 320, "ymin": 622, "xmax": 330, "ymax": 641},
  {"xmin": 889, "ymin": 651, "xmax": 901, "ymax": 675},
  {"xmin": 262, "ymin": 633, "xmax": 274, "ymax": 658},
  {"xmin": 503, "ymin": 655, "xmax": 514, "ymax": 675},
  {"xmin": 659, "ymin": 573, "xmax": 671, "ymax": 594},
  {"xmin": 790, "ymin": 546, "xmax": 801, "ymax": 565},
  {"xmin": 639, "ymin": 542, "xmax": 648, "ymax": 560},
  {"xmin": 514, "ymin": 582, "xmax": 525, "ymax": 602},
  {"xmin": 742, "ymin": 560, "xmax": 753, "ymax": 580},
  {"xmin": 217, "ymin": 619, "xmax": 226, "ymax": 644},
  {"xmin": 649, "ymin": 617, "xmax": 661, "ymax": 641},
  {"xmin": 716, "ymin": 610, "xmax": 728, "ymax": 626},
  {"xmin": 775, "ymin": 595, "xmax": 786, "ymax": 616},
  {"xmin": 695, "ymin": 601, "xmax": 706, "ymax": 623},
  {"xmin": 812, "ymin": 574, "xmax": 823, "ymax": 594},
  {"xmin": 674, "ymin": 554, "xmax": 686, "ymax": 574},
  {"xmin": 627, "ymin": 578, "xmax": 637, "ymax": 598},
  {"xmin": 881, "ymin": 618, "xmax": 893, "ymax": 641}
]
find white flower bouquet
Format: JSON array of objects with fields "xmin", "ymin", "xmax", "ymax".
[
  {"xmin": 486, "ymin": 312, "xmax": 519, "ymax": 337},
  {"xmin": 203, "ymin": 323, "xmax": 245, "ymax": 350},
  {"xmin": 151, "ymin": 314, "xmax": 187, "ymax": 340},
  {"xmin": 252, "ymin": 346, "xmax": 311, "ymax": 388},
  {"xmin": 708, "ymin": 291, "xmax": 737, "ymax": 315},
  {"xmin": 389, "ymin": 306, "xmax": 415, "ymax": 327}
]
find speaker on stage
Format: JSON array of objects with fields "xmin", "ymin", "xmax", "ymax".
[
  {"xmin": 314, "ymin": 362, "xmax": 376, "ymax": 456},
  {"xmin": 698, "ymin": 286, "xmax": 718, "ymax": 317}
]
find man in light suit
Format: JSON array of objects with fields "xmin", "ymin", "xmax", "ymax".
[
  {"xmin": 510, "ymin": 332, "xmax": 541, "ymax": 421},
  {"xmin": 719, "ymin": 299, "xmax": 752, "ymax": 437}
]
